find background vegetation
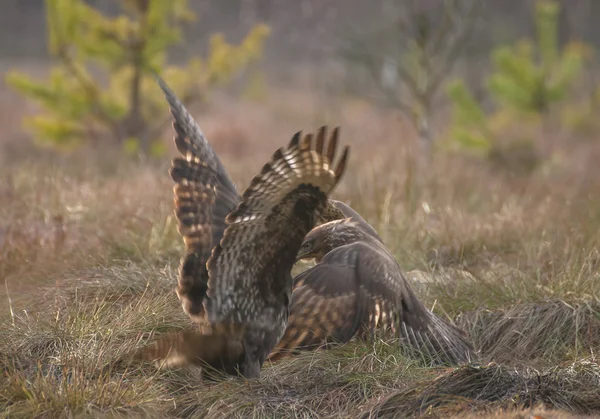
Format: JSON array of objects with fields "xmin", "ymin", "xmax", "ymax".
[
  {"xmin": 5, "ymin": 0, "xmax": 269, "ymax": 156},
  {"xmin": 2, "ymin": 0, "xmax": 600, "ymax": 417}
]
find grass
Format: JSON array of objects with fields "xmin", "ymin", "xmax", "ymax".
[
  {"xmin": 2, "ymin": 82, "xmax": 600, "ymax": 418},
  {"xmin": 364, "ymin": 359, "xmax": 600, "ymax": 417}
]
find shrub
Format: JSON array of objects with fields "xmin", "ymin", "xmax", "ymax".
[{"xmin": 5, "ymin": 0, "xmax": 270, "ymax": 156}]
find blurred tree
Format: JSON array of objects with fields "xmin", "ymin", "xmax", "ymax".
[
  {"xmin": 341, "ymin": 0, "xmax": 483, "ymax": 155},
  {"xmin": 5, "ymin": 0, "xmax": 270, "ymax": 156},
  {"xmin": 446, "ymin": 0, "xmax": 590, "ymax": 164}
]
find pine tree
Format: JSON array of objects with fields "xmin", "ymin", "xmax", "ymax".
[
  {"xmin": 446, "ymin": 0, "xmax": 588, "ymax": 156},
  {"xmin": 5, "ymin": 0, "xmax": 270, "ymax": 156}
]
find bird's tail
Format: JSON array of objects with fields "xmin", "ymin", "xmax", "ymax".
[
  {"xmin": 131, "ymin": 323, "xmax": 246, "ymax": 377},
  {"xmin": 400, "ymin": 311, "xmax": 476, "ymax": 366}
]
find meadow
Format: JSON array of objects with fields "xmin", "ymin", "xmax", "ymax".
[{"xmin": 1, "ymin": 74, "xmax": 600, "ymax": 418}]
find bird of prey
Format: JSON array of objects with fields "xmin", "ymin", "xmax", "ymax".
[
  {"xmin": 316, "ymin": 199, "xmax": 382, "ymax": 241},
  {"xmin": 144, "ymin": 77, "xmax": 473, "ymax": 372},
  {"xmin": 138, "ymin": 77, "xmax": 349, "ymax": 378},
  {"xmin": 267, "ymin": 218, "xmax": 475, "ymax": 366}
]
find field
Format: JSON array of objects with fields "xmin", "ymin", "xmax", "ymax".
[{"xmin": 1, "ymin": 75, "xmax": 600, "ymax": 418}]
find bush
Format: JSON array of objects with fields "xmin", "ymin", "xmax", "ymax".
[
  {"xmin": 5, "ymin": 0, "xmax": 270, "ymax": 156},
  {"xmin": 445, "ymin": 0, "xmax": 590, "ymax": 172}
]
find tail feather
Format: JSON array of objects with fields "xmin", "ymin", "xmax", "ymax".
[
  {"xmin": 401, "ymin": 311, "xmax": 475, "ymax": 366},
  {"xmin": 133, "ymin": 323, "xmax": 246, "ymax": 376}
]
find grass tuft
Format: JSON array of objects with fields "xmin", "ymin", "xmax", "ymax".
[
  {"xmin": 460, "ymin": 298, "xmax": 600, "ymax": 365},
  {"xmin": 363, "ymin": 359, "xmax": 600, "ymax": 418}
]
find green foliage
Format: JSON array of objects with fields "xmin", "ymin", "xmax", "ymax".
[
  {"xmin": 5, "ymin": 0, "xmax": 270, "ymax": 155},
  {"xmin": 488, "ymin": 0, "xmax": 588, "ymax": 115},
  {"xmin": 445, "ymin": 80, "xmax": 491, "ymax": 153},
  {"xmin": 446, "ymin": 0, "xmax": 589, "ymax": 156}
]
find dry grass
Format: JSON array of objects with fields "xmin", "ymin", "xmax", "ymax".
[
  {"xmin": 363, "ymin": 359, "xmax": 600, "ymax": 418},
  {"xmin": 2, "ymin": 81, "xmax": 600, "ymax": 418}
]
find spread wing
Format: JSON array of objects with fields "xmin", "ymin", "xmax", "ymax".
[
  {"xmin": 269, "ymin": 240, "xmax": 475, "ymax": 365},
  {"xmin": 204, "ymin": 129, "xmax": 349, "ymax": 324},
  {"xmin": 158, "ymin": 76, "xmax": 237, "ymax": 191},
  {"xmin": 136, "ymin": 126, "xmax": 349, "ymax": 375},
  {"xmin": 158, "ymin": 76, "xmax": 241, "ymax": 321}
]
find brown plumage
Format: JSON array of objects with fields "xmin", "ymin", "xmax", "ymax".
[
  {"xmin": 268, "ymin": 219, "xmax": 476, "ymax": 366},
  {"xmin": 150, "ymin": 77, "xmax": 470, "ymax": 371},
  {"xmin": 160, "ymin": 76, "xmax": 240, "ymax": 323},
  {"xmin": 139, "ymin": 77, "xmax": 349, "ymax": 378},
  {"xmin": 133, "ymin": 323, "xmax": 246, "ymax": 376},
  {"xmin": 317, "ymin": 199, "xmax": 382, "ymax": 241}
]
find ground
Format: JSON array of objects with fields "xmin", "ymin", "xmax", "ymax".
[{"xmin": 1, "ymin": 81, "xmax": 600, "ymax": 418}]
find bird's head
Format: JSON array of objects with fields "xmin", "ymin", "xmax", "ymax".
[
  {"xmin": 296, "ymin": 230, "xmax": 327, "ymax": 262},
  {"xmin": 296, "ymin": 218, "xmax": 360, "ymax": 262}
]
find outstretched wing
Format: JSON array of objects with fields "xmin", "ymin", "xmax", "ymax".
[
  {"xmin": 135, "ymin": 127, "xmax": 349, "ymax": 377},
  {"xmin": 269, "ymin": 240, "xmax": 475, "ymax": 365},
  {"xmin": 204, "ymin": 128, "xmax": 349, "ymax": 324},
  {"xmin": 158, "ymin": 76, "xmax": 237, "ymax": 191},
  {"xmin": 158, "ymin": 76, "xmax": 241, "ymax": 321}
]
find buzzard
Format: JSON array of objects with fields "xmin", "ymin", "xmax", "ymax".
[
  {"xmin": 267, "ymin": 218, "xmax": 476, "ymax": 365},
  {"xmin": 139, "ymin": 77, "xmax": 349, "ymax": 378},
  {"xmin": 317, "ymin": 199, "xmax": 382, "ymax": 241},
  {"xmin": 145, "ymin": 77, "xmax": 473, "ymax": 372}
]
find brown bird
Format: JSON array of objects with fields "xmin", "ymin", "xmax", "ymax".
[
  {"xmin": 317, "ymin": 199, "xmax": 382, "ymax": 241},
  {"xmin": 267, "ymin": 218, "xmax": 475, "ymax": 366},
  {"xmin": 146, "ymin": 77, "xmax": 473, "ymax": 372},
  {"xmin": 137, "ymin": 77, "xmax": 349, "ymax": 378}
]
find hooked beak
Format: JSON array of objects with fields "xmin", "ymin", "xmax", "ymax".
[
  {"xmin": 296, "ymin": 247, "xmax": 315, "ymax": 262},
  {"xmin": 296, "ymin": 249, "xmax": 323, "ymax": 264},
  {"xmin": 295, "ymin": 250, "xmax": 309, "ymax": 262}
]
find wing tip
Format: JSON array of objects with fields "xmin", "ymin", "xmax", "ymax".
[
  {"xmin": 315, "ymin": 126, "xmax": 327, "ymax": 154},
  {"xmin": 334, "ymin": 146, "xmax": 350, "ymax": 183},
  {"xmin": 326, "ymin": 126, "xmax": 340, "ymax": 163},
  {"xmin": 401, "ymin": 313, "xmax": 476, "ymax": 366},
  {"xmin": 289, "ymin": 131, "xmax": 302, "ymax": 148},
  {"xmin": 155, "ymin": 73, "xmax": 169, "ymax": 95}
]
